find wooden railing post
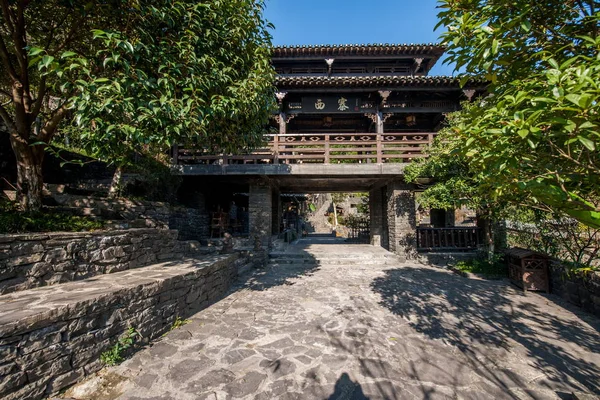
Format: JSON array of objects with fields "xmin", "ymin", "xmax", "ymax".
[
  {"xmin": 324, "ymin": 134, "xmax": 330, "ymax": 164},
  {"xmin": 272, "ymin": 135, "xmax": 279, "ymax": 164}
]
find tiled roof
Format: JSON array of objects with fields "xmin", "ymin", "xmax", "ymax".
[
  {"xmin": 275, "ymin": 75, "xmax": 486, "ymax": 89},
  {"xmin": 272, "ymin": 43, "xmax": 446, "ymax": 58}
]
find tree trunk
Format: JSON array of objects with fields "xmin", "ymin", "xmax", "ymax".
[
  {"xmin": 9, "ymin": 134, "xmax": 44, "ymax": 212},
  {"xmin": 109, "ymin": 165, "xmax": 124, "ymax": 198}
]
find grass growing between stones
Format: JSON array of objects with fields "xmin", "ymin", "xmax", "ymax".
[
  {"xmin": 100, "ymin": 327, "xmax": 141, "ymax": 366},
  {"xmin": 171, "ymin": 316, "xmax": 190, "ymax": 330}
]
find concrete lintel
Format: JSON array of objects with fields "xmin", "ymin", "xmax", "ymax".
[{"xmin": 175, "ymin": 163, "xmax": 408, "ymax": 177}]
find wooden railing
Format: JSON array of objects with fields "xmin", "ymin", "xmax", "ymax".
[
  {"xmin": 175, "ymin": 132, "xmax": 436, "ymax": 165},
  {"xmin": 416, "ymin": 227, "xmax": 482, "ymax": 252}
]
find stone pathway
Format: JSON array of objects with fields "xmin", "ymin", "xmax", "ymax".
[{"xmin": 69, "ymin": 239, "xmax": 600, "ymax": 400}]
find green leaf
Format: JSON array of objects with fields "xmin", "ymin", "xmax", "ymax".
[
  {"xmin": 520, "ymin": 21, "xmax": 531, "ymax": 32},
  {"xmin": 577, "ymin": 136, "xmax": 595, "ymax": 151},
  {"xmin": 28, "ymin": 47, "xmax": 44, "ymax": 56},
  {"xmin": 39, "ymin": 55, "xmax": 55, "ymax": 69},
  {"xmin": 517, "ymin": 129, "xmax": 529, "ymax": 139}
]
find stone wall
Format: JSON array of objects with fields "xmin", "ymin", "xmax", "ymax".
[
  {"xmin": 550, "ymin": 262, "xmax": 600, "ymax": 318},
  {"xmin": 0, "ymin": 251, "xmax": 267, "ymax": 400},
  {"xmin": 52, "ymin": 194, "xmax": 210, "ymax": 240},
  {"xmin": 0, "ymin": 229, "xmax": 203, "ymax": 295}
]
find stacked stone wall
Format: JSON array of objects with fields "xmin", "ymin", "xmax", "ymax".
[
  {"xmin": 0, "ymin": 251, "xmax": 267, "ymax": 400},
  {"xmin": 52, "ymin": 195, "xmax": 210, "ymax": 240},
  {"xmin": 249, "ymin": 184, "xmax": 272, "ymax": 248},
  {"xmin": 0, "ymin": 229, "xmax": 203, "ymax": 295},
  {"xmin": 386, "ymin": 183, "xmax": 417, "ymax": 260},
  {"xmin": 550, "ymin": 261, "xmax": 600, "ymax": 318}
]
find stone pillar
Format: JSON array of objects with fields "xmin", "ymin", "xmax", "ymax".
[
  {"xmin": 249, "ymin": 182, "xmax": 273, "ymax": 249},
  {"xmin": 386, "ymin": 182, "xmax": 417, "ymax": 260},
  {"xmin": 445, "ymin": 209, "xmax": 456, "ymax": 227},
  {"xmin": 272, "ymin": 187, "xmax": 282, "ymax": 235},
  {"xmin": 369, "ymin": 187, "xmax": 384, "ymax": 247}
]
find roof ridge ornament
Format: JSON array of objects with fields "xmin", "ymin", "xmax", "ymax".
[
  {"xmin": 325, "ymin": 58, "xmax": 335, "ymax": 76},
  {"xmin": 463, "ymin": 89, "xmax": 476, "ymax": 101}
]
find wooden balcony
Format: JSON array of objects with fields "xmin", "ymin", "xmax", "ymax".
[
  {"xmin": 417, "ymin": 227, "xmax": 482, "ymax": 252},
  {"xmin": 174, "ymin": 132, "xmax": 436, "ymax": 165}
]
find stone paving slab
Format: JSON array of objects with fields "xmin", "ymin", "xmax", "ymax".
[{"xmin": 66, "ymin": 243, "xmax": 600, "ymax": 400}]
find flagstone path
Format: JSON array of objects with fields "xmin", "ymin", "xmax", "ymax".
[{"xmin": 67, "ymin": 238, "xmax": 600, "ymax": 400}]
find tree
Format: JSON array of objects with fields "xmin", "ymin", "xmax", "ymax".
[
  {"xmin": 1, "ymin": 0, "xmax": 275, "ymax": 210},
  {"xmin": 415, "ymin": 0, "xmax": 600, "ymax": 228},
  {"xmin": 1, "ymin": 1, "xmax": 122, "ymax": 210}
]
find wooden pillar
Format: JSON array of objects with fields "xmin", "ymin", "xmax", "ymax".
[
  {"xmin": 376, "ymin": 112, "xmax": 383, "ymax": 163},
  {"xmin": 278, "ymin": 112, "xmax": 287, "ymax": 135}
]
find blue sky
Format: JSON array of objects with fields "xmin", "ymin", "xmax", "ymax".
[{"xmin": 263, "ymin": 0, "xmax": 456, "ymax": 76}]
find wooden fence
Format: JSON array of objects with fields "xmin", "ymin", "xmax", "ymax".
[
  {"xmin": 416, "ymin": 227, "xmax": 482, "ymax": 252},
  {"xmin": 175, "ymin": 132, "xmax": 436, "ymax": 165}
]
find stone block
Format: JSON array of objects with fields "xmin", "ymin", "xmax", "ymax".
[
  {"xmin": 45, "ymin": 272, "xmax": 73, "ymax": 286},
  {"xmin": 11, "ymin": 242, "xmax": 44, "ymax": 257},
  {"xmin": 6, "ymin": 253, "xmax": 43, "ymax": 267},
  {"xmin": 1, "ymin": 379, "xmax": 46, "ymax": 400},
  {"xmin": 0, "ymin": 266, "xmax": 17, "ymax": 281},
  {"xmin": 47, "ymin": 368, "xmax": 84, "ymax": 394},
  {"xmin": 0, "ymin": 344, "xmax": 17, "ymax": 361},
  {"xmin": 0, "ymin": 371, "xmax": 27, "ymax": 397},
  {"xmin": 26, "ymin": 355, "xmax": 71, "ymax": 383},
  {"xmin": 53, "ymin": 260, "xmax": 75, "ymax": 272},
  {"xmin": 27, "ymin": 262, "xmax": 52, "ymax": 278},
  {"xmin": 44, "ymin": 248, "xmax": 68, "ymax": 263},
  {"xmin": 72, "ymin": 339, "xmax": 110, "ymax": 368},
  {"xmin": 21, "ymin": 324, "xmax": 65, "ymax": 354},
  {"xmin": 105, "ymin": 263, "xmax": 129, "ymax": 274},
  {"xmin": 0, "ymin": 361, "xmax": 17, "ymax": 376}
]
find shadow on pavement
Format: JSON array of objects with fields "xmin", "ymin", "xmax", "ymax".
[
  {"xmin": 370, "ymin": 267, "xmax": 600, "ymax": 396},
  {"xmin": 327, "ymin": 372, "xmax": 370, "ymax": 400}
]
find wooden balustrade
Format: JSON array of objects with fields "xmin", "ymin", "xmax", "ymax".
[
  {"xmin": 416, "ymin": 227, "xmax": 482, "ymax": 252},
  {"xmin": 175, "ymin": 132, "xmax": 436, "ymax": 165}
]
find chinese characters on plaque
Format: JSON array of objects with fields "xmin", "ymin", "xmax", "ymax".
[{"xmin": 289, "ymin": 96, "xmax": 373, "ymax": 113}]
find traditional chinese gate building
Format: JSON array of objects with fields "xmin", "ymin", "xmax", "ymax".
[{"xmin": 174, "ymin": 44, "xmax": 486, "ymax": 256}]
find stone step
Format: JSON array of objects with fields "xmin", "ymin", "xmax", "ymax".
[
  {"xmin": 269, "ymin": 253, "xmax": 398, "ymax": 261},
  {"xmin": 268, "ymin": 259, "xmax": 399, "ymax": 267}
]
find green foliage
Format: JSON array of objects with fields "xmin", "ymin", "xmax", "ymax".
[
  {"xmin": 508, "ymin": 209, "xmax": 600, "ymax": 268},
  {"xmin": 0, "ymin": 200, "xmax": 104, "ymax": 234},
  {"xmin": 122, "ymin": 154, "xmax": 182, "ymax": 203},
  {"xmin": 343, "ymin": 214, "xmax": 369, "ymax": 229},
  {"xmin": 327, "ymin": 213, "xmax": 344, "ymax": 226},
  {"xmin": 100, "ymin": 327, "xmax": 140, "ymax": 366},
  {"xmin": 64, "ymin": 0, "xmax": 276, "ymax": 167},
  {"xmin": 454, "ymin": 254, "xmax": 507, "ymax": 277},
  {"xmin": 0, "ymin": 0, "xmax": 275, "ymax": 210},
  {"xmin": 415, "ymin": 2, "xmax": 600, "ymax": 228}
]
